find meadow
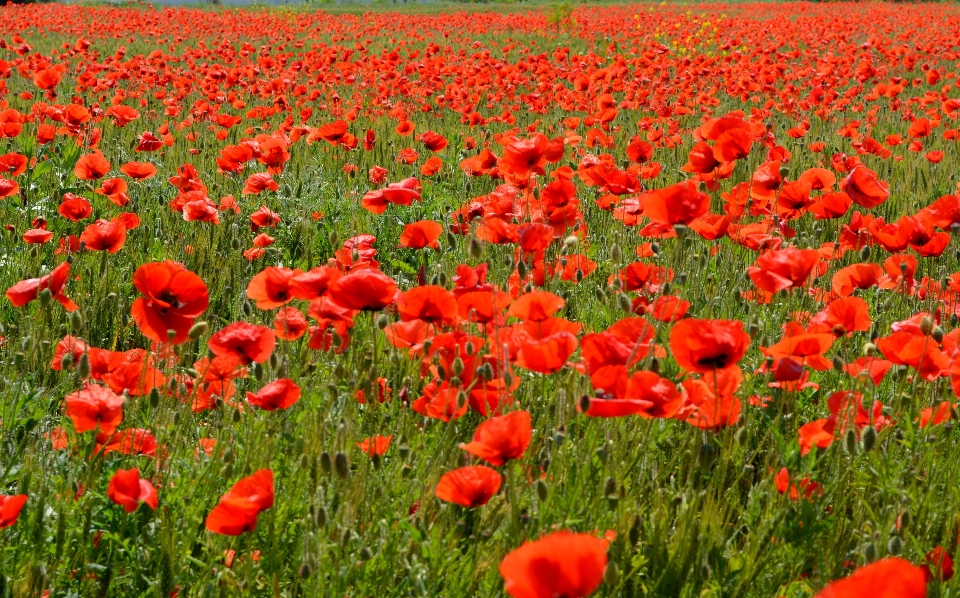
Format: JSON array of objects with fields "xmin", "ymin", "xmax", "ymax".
[{"xmin": 0, "ymin": 1, "xmax": 959, "ymax": 596}]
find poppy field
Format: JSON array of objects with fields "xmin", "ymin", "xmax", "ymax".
[{"xmin": 2, "ymin": 1, "xmax": 960, "ymax": 596}]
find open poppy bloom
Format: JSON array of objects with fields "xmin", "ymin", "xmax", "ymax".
[
  {"xmin": 246, "ymin": 266, "xmax": 299, "ymax": 309},
  {"xmin": 399, "ymin": 220, "xmax": 443, "ymax": 249},
  {"xmin": 326, "ymin": 268, "xmax": 398, "ymax": 311},
  {"xmin": 209, "ymin": 322, "xmax": 276, "ymax": 364},
  {"xmin": 130, "ymin": 261, "xmax": 209, "ymax": 344},
  {"xmin": 107, "ymin": 468, "xmax": 159, "ymax": 513},
  {"xmin": 396, "ymin": 285, "xmax": 460, "ymax": 327},
  {"xmin": 460, "ymin": 410, "xmax": 531, "ymax": 466},
  {"xmin": 357, "ymin": 435, "xmax": 392, "ymax": 458},
  {"xmin": 669, "ymin": 319, "xmax": 750, "ymax": 373},
  {"xmin": 206, "ymin": 469, "xmax": 275, "ymax": 536},
  {"xmin": 245, "ymin": 378, "xmax": 301, "ymax": 411},
  {"xmin": 500, "ymin": 531, "xmax": 608, "ymax": 598},
  {"xmin": 6, "ymin": 261, "xmax": 78, "ymax": 311},
  {"xmin": 0, "ymin": 494, "xmax": 28, "ymax": 528},
  {"xmin": 64, "ymin": 384, "xmax": 126, "ymax": 435},
  {"xmin": 361, "ymin": 178, "xmax": 422, "ymax": 214},
  {"xmin": 813, "ymin": 558, "xmax": 925, "ymax": 598},
  {"xmin": 435, "ymin": 465, "xmax": 502, "ymax": 508}
]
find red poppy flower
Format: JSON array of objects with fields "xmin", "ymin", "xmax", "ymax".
[
  {"xmin": 0, "ymin": 494, "xmax": 28, "ymax": 528},
  {"xmin": 107, "ymin": 468, "xmax": 159, "ymax": 513},
  {"xmin": 130, "ymin": 261, "xmax": 209, "ymax": 344},
  {"xmin": 435, "ymin": 465, "xmax": 502, "ymax": 508},
  {"xmin": 508, "ymin": 291, "xmax": 565, "ymax": 322},
  {"xmin": 209, "ymin": 322, "xmax": 276, "ymax": 364},
  {"xmin": 515, "ymin": 332, "xmax": 578, "ymax": 374},
  {"xmin": 460, "ymin": 410, "xmax": 531, "ymax": 466},
  {"xmin": 500, "ymin": 531, "xmax": 608, "ymax": 598},
  {"xmin": 205, "ymin": 469, "xmax": 274, "ymax": 536},
  {"xmin": 747, "ymin": 247, "xmax": 821, "ymax": 293},
  {"xmin": 922, "ymin": 547, "xmax": 954, "ymax": 582},
  {"xmin": 80, "ymin": 218, "xmax": 128, "ymax": 253},
  {"xmin": 841, "ymin": 166, "xmax": 890, "ymax": 209},
  {"xmin": 361, "ymin": 178, "xmax": 422, "ymax": 214},
  {"xmin": 242, "ymin": 172, "xmax": 278, "ymax": 195},
  {"xmin": 289, "ymin": 266, "xmax": 342, "ymax": 300},
  {"xmin": 64, "ymin": 384, "xmax": 126, "ymax": 435},
  {"xmin": 420, "ymin": 131, "xmax": 448, "ymax": 152},
  {"xmin": 246, "ymin": 378, "xmax": 300, "ymax": 411},
  {"xmin": 32, "ymin": 68, "xmax": 62, "ymax": 90},
  {"xmin": 246, "ymin": 266, "xmax": 298, "ymax": 309},
  {"xmin": 120, "ymin": 161, "xmax": 157, "ymax": 180},
  {"xmin": 326, "ymin": 268, "xmax": 398, "ymax": 311},
  {"xmin": 74, "ymin": 152, "xmax": 111, "ymax": 180},
  {"xmin": 399, "ymin": 220, "xmax": 443, "ymax": 249},
  {"xmin": 669, "ymin": 319, "xmax": 750, "ymax": 373},
  {"xmin": 357, "ymin": 435, "xmax": 392, "ymax": 458},
  {"xmin": 396, "ymin": 285, "xmax": 460, "ymax": 327},
  {"xmin": 273, "ymin": 307, "xmax": 308, "ymax": 340},
  {"xmin": 641, "ymin": 181, "xmax": 710, "ymax": 225},
  {"xmin": 58, "ymin": 194, "xmax": 93, "ymax": 222},
  {"xmin": 813, "ymin": 558, "xmax": 925, "ymax": 598},
  {"xmin": 6, "ymin": 261, "xmax": 78, "ymax": 311}
]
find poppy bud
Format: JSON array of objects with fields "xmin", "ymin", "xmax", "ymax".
[
  {"xmin": 621, "ymin": 514, "xmax": 641, "ymax": 547},
  {"xmin": 60, "ymin": 352, "xmax": 74, "ymax": 370},
  {"xmin": 517, "ymin": 259, "xmax": 528, "ymax": 280},
  {"xmin": 329, "ymin": 230, "xmax": 340, "ymax": 247},
  {"xmin": 316, "ymin": 506, "xmax": 328, "ymax": 527},
  {"xmin": 254, "ymin": 362, "xmax": 265, "ymax": 382},
  {"xmin": 899, "ymin": 510, "xmax": 911, "ymax": 530},
  {"xmin": 299, "ymin": 563, "xmax": 312, "ymax": 579},
  {"xmin": 697, "ymin": 443, "xmax": 716, "ymax": 470},
  {"xmin": 149, "ymin": 387, "xmax": 161, "ymax": 409},
  {"xmin": 360, "ymin": 547, "xmax": 373, "ymax": 561},
  {"xmin": 735, "ymin": 426, "xmax": 748, "ymax": 445},
  {"xmin": 456, "ymin": 391, "xmax": 468, "ymax": 411},
  {"xmin": 38, "ymin": 288, "xmax": 51, "ymax": 308},
  {"xmin": 232, "ymin": 408, "xmax": 242, "ymax": 423},
  {"xmin": 221, "ymin": 463, "xmax": 234, "ymax": 480},
  {"xmin": 863, "ymin": 542, "xmax": 878, "ymax": 563},
  {"xmin": 242, "ymin": 300, "xmax": 252, "ymax": 316},
  {"xmin": 334, "ymin": 452, "xmax": 349, "ymax": 479},
  {"xmin": 933, "ymin": 326, "xmax": 945, "ymax": 343},
  {"xmin": 452, "ymin": 357, "xmax": 464, "ymax": 376},
  {"xmin": 70, "ymin": 311, "xmax": 82, "ymax": 331},
  {"xmin": 650, "ymin": 242, "xmax": 660, "ymax": 255},
  {"xmin": 438, "ymin": 272, "xmax": 449, "ymax": 288},
  {"xmin": 673, "ymin": 223, "xmax": 688, "ymax": 238},
  {"xmin": 617, "ymin": 293, "xmax": 632, "ymax": 313},
  {"xmin": 610, "ymin": 243, "xmax": 622, "ymax": 263},
  {"xmin": 741, "ymin": 463, "xmax": 755, "ymax": 483},
  {"xmin": 269, "ymin": 352, "xmax": 280, "ymax": 370},
  {"xmin": 859, "ymin": 245, "xmax": 871, "ymax": 261},
  {"xmin": 748, "ymin": 321, "xmax": 760, "ymax": 338},
  {"xmin": 166, "ymin": 329, "xmax": 177, "ymax": 341},
  {"xmin": 231, "ymin": 238, "xmax": 241, "ymax": 250},
  {"xmin": 564, "ymin": 235, "xmax": 578, "ymax": 249},
  {"xmin": 553, "ymin": 427, "xmax": 566, "ymax": 446},
  {"xmin": 77, "ymin": 353, "xmax": 90, "ymax": 379},
  {"xmin": 536, "ymin": 479, "xmax": 548, "ymax": 502},
  {"xmin": 468, "ymin": 236, "xmax": 483, "ymax": 259},
  {"xmin": 844, "ymin": 427, "xmax": 857, "ymax": 455},
  {"xmin": 861, "ymin": 426, "xmax": 877, "ymax": 452},
  {"xmin": 832, "ymin": 355, "xmax": 845, "ymax": 371},
  {"xmin": 920, "ymin": 316, "xmax": 933, "ymax": 336},
  {"xmin": 778, "ymin": 166, "xmax": 789, "ymax": 179},
  {"xmin": 603, "ymin": 562, "xmax": 620, "ymax": 587},
  {"xmin": 594, "ymin": 286, "xmax": 606, "ymax": 301},
  {"xmin": 445, "ymin": 231, "xmax": 457, "ymax": 249},
  {"xmin": 578, "ymin": 394, "xmax": 591, "ymax": 413},
  {"xmin": 401, "ymin": 463, "xmax": 413, "ymax": 478},
  {"xmin": 319, "ymin": 451, "xmax": 332, "ymax": 474},
  {"xmin": 862, "ymin": 342, "xmax": 876, "ymax": 356},
  {"xmin": 188, "ymin": 321, "xmax": 208, "ymax": 340},
  {"xmin": 887, "ymin": 535, "xmax": 902, "ymax": 556},
  {"xmin": 649, "ymin": 356, "xmax": 660, "ymax": 374},
  {"xmin": 223, "ymin": 447, "xmax": 235, "ymax": 463}
]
